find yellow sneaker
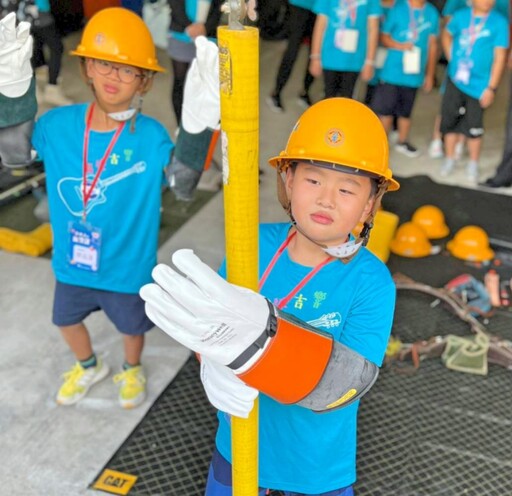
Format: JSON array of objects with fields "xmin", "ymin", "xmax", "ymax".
[
  {"xmin": 56, "ymin": 358, "xmax": 110, "ymax": 405},
  {"xmin": 113, "ymin": 366, "xmax": 146, "ymax": 409}
]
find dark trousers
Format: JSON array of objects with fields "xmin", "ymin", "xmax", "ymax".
[
  {"xmin": 32, "ymin": 19, "xmax": 64, "ymax": 85},
  {"xmin": 492, "ymin": 73, "xmax": 512, "ymax": 181},
  {"xmin": 273, "ymin": 5, "xmax": 316, "ymax": 96},
  {"xmin": 323, "ymin": 70, "xmax": 359, "ymax": 98},
  {"xmin": 171, "ymin": 59, "xmax": 191, "ymax": 125}
]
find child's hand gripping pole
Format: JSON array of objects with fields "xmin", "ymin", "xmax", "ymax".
[{"xmin": 140, "ymin": 249, "xmax": 379, "ymax": 412}]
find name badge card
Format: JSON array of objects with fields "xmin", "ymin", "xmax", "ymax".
[
  {"xmin": 403, "ymin": 46, "xmax": 421, "ymax": 74},
  {"xmin": 68, "ymin": 221, "xmax": 102, "ymax": 272},
  {"xmin": 335, "ymin": 28, "xmax": 359, "ymax": 53}
]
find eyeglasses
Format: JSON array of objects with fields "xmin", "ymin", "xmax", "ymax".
[{"xmin": 92, "ymin": 59, "xmax": 144, "ymax": 84}]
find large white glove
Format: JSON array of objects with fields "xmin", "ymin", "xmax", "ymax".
[
  {"xmin": 140, "ymin": 249, "xmax": 269, "ymax": 367},
  {"xmin": 0, "ymin": 13, "xmax": 33, "ymax": 98},
  {"xmin": 200, "ymin": 357, "xmax": 258, "ymax": 418},
  {"xmin": 181, "ymin": 36, "xmax": 220, "ymax": 134},
  {"xmin": 141, "ymin": 249, "xmax": 380, "ymax": 412}
]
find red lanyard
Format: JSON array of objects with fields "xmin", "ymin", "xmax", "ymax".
[
  {"xmin": 465, "ymin": 12, "xmax": 488, "ymax": 58},
  {"xmin": 346, "ymin": 0, "xmax": 357, "ymax": 24},
  {"xmin": 259, "ymin": 231, "xmax": 334, "ymax": 310},
  {"xmin": 408, "ymin": 2, "xmax": 425, "ymax": 43},
  {"xmin": 82, "ymin": 103, "xmax": 125, "ymax": 219}
]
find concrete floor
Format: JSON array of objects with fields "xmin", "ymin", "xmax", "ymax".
[{"xmin": 1, "ymin": 27, "xmax": 511, "ymax": 496}]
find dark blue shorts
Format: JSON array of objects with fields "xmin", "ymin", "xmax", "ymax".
[
  {"xmin": 371, "ymin": 82, "xmax": 418, "ymax": 119},
  {"xmin": 205, "ymin": 447, "xmax": 354, "ymax": 496},
  {"xmin": 52, "ymin": 281, "xmax": 154, "ymax": 336}
]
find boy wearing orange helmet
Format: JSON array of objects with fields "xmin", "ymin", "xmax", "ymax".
[
  {"xmin": 141, "ymin": 98, "xmax": 399, "ymax": 495},
  {"xmin": 32, "ymin": 8, "xmax": 174, "ymax": 408}
]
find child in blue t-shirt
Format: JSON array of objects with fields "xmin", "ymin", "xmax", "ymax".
[
  {"xmin": 428, "ymin": 0, "xmax": 509, "ymax": 159},
  {"xmin": 32, "ymin": 8, "xmax": 175, "ymax": 409},
  {"xmin": 140, "ymin": 98, "xmax": 399, "ymax": 495},
  {"xmin": 310, "ymin": 0, "xmax": 382, "ymax": 98},
  {"xmin": 371, "ymin": 0, "xmax": 440, "ymax": 158},
  {"xmin": 439, "ymin": 0, "xmax": 509, "ymax": 181}
]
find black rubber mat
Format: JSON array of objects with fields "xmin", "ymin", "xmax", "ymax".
[{"xmin": 94, "ymin": 176, "xmax": 512, "ymax": 496}]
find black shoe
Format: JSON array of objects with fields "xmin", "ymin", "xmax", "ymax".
[
  {"xmin": 394, "ymin": 141, "xmax": 421, "ymax": 158},
  {"xmin": 266, "ymin": 94, "xmax": 284, "ymax": 113},
  {"xmin": 479, "ymin": 176, "xmax": 512, "ymax": 188}
]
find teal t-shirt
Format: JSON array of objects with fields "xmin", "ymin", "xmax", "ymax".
[
  {"xmin": 447, "ymin": 7, "xmax": 509, "ymax": 99},
  {"xmin": 314, "ymin": 0, "xmax": 382, "ymax": 72},
  {"xmin": 32, "ymin": 104, "xmax": 174, "ymax": 293},
  {"xmin": 379, "ymin": 0, "xmax": 440, "ymax": 88},
  {"xmin": 214, "ymin": 223, "xmax": 396, "ymax": 493}
]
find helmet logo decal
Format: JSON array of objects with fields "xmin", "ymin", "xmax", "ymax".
[
  {"xmin": 94, "ymin": 33, "xmax": 105, "ymax": 46},
  {"xmin": 325, "ymin": 129, "xmax": 344, "ymax": 147}
]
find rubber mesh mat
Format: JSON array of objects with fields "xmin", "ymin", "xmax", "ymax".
[{"xmin": 94, "ymin": 176, "xmax": 512, "ymax": 495}]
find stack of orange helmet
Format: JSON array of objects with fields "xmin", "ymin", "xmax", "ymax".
[
  {"xmin": 391, "ymin": 204, "xmax": 494, "ymax": 263},
  {"xmin": 390, "ymin": 204, "xmax": 448, "ymax": 258}
]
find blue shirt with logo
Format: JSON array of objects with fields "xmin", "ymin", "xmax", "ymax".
[
  {"xmin": 447, "ymin": 7, "xmax": 509, "ymax": 99},
  {"xmin": 214, "ymin": 222, "xmax": 396, "ymax": 493},
  {"xmin": 32, "ymin": 104, "xmax": 174, "ymax": 293},
  {"xmin": 379, "ymin": 0, "xmax": 440, "ymax": 88},
  {"xmin": 314, "ymin": 0, "xmax": 382, "ymax": 72}
]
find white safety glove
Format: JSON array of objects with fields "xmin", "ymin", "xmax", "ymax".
[
  {"xmin": 200, "ymin": 357, "xmax": 258, "ymax": 418},
  {"xmin": 140, "ymin": 249, "xmax": 269, "ymax": 367},
  {"xmin": 181, "ymin": 36, "xmax": 220, "ymax": 134},
  {"xmin": 0, "ymin": 13, "xmax": 33, "ymax": 98}
]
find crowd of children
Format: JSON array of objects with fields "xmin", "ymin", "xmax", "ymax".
[{"xmin": 267, "ymin": 0, "xmax": 510, "ymax": 183}]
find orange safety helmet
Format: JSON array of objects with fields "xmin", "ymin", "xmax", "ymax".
[
  {"xmin": 411, "ymin": 204, "xmax": 450, "ymax": 239},
  {"xmin": 447, "ymin": 225, "xmax": 495, "ymax": 262},
  {"xmin": 268, "ymin": 98, "xmax": 399, "ymax": 191},
  {"xmin": 70, "ymin": 7, "xmax": 165, "ymax": 73},
  {"xmin": 390, "ymin": 222, "xmax": 433, "ymax": 258}
]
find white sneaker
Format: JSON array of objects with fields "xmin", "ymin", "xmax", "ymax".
[
  {"xmin": 440, "ymin": 158, "xmax": 455, "ymax": 177},
  {"xmin": 43, "ymin": 84, "xmax": 73, "ymax": 106},
  {"xmin": 395, "ymin": 141, "xmax": 421, "ymax": 158},
  {"xmin": 428, "ymin": 138, "xmax": 444, "ymax": 159},
  {"xmin": 389, "ymin": 130, "xmax": 399, "ymax": 145},
  {"xmin": 56, "ymin": 358, "xmax": 110, "ymax": 405}
]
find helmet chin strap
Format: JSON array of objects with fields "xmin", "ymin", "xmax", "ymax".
[{"xmin": 108, "ymin": 108, "xmax": 137, "ymax": 121}]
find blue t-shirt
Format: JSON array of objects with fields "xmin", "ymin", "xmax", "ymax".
[
  {"xmin": 215, "ymin": 223, "xmax": 396, "ymax": 493},
  {"xmin": 314, "ymin": 0, "xmax": 382, "ymax": 72},
  {"xmin": 447, "ymin": 7, "xmax": 509, "ymax": 99},
  {"xmin": 32, "ymin": 104, "xmax": 174, "ymax": 293},
  {"xmin": 443, "ymin": 0, "xmax": 510, "ymax": 20},
  {"xmin": 379, "ymin": 0, "xmax": 440, "ymax": 88},
  {"xmin": 290, "ymin": 0, "xmax": 316, "ymax": 10}
]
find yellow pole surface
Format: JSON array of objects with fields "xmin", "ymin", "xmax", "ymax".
[{"xmin": 217, "ymin": 25, "xmax": 259, "ymax": 496}]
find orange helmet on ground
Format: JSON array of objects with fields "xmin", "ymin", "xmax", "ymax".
[
  {"xmin": 268, "ymin": 98, "xmax": 399, "ymax": 191},
  {"xmin": 447, "ymin": 226, "xmax": 495, "ymax": 262},
  {"xmin": 411, "ymin": 204, "xmax": 450, "ymax": 239},
  {"xmin": 70, "ymin": 7, "xmax": 165, "ymax": 72},
  {"xmin": 390, "ymin": 222, "xmax": 433, "ymax": 258}
]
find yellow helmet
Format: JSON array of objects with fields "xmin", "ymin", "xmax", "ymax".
[
  {"xmin": 71, "ymin": 7, "xmax": 165, "ymax": 72},
  {"xmin": 447, "ymin": 226, "xmax": 495, "ymax": 262},
  {"xmin": 411, "ymin": 204, "xmax": 450, "ymax": 239},
  {"xmin": 390, "ymin": 222, "xmax": 433, "ymax": 258},
  {"xmin": 268, "ymin": 98, "xmax": 399, "ymax": 191}
]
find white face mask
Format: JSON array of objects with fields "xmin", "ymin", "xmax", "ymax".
[
  {"xmin": 108, "ymin": 108, "xmax": 137, "ymax": 121},
  {"xmin": 322, "ymin": 238, "xmax": 363, "ymax": 258}
]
